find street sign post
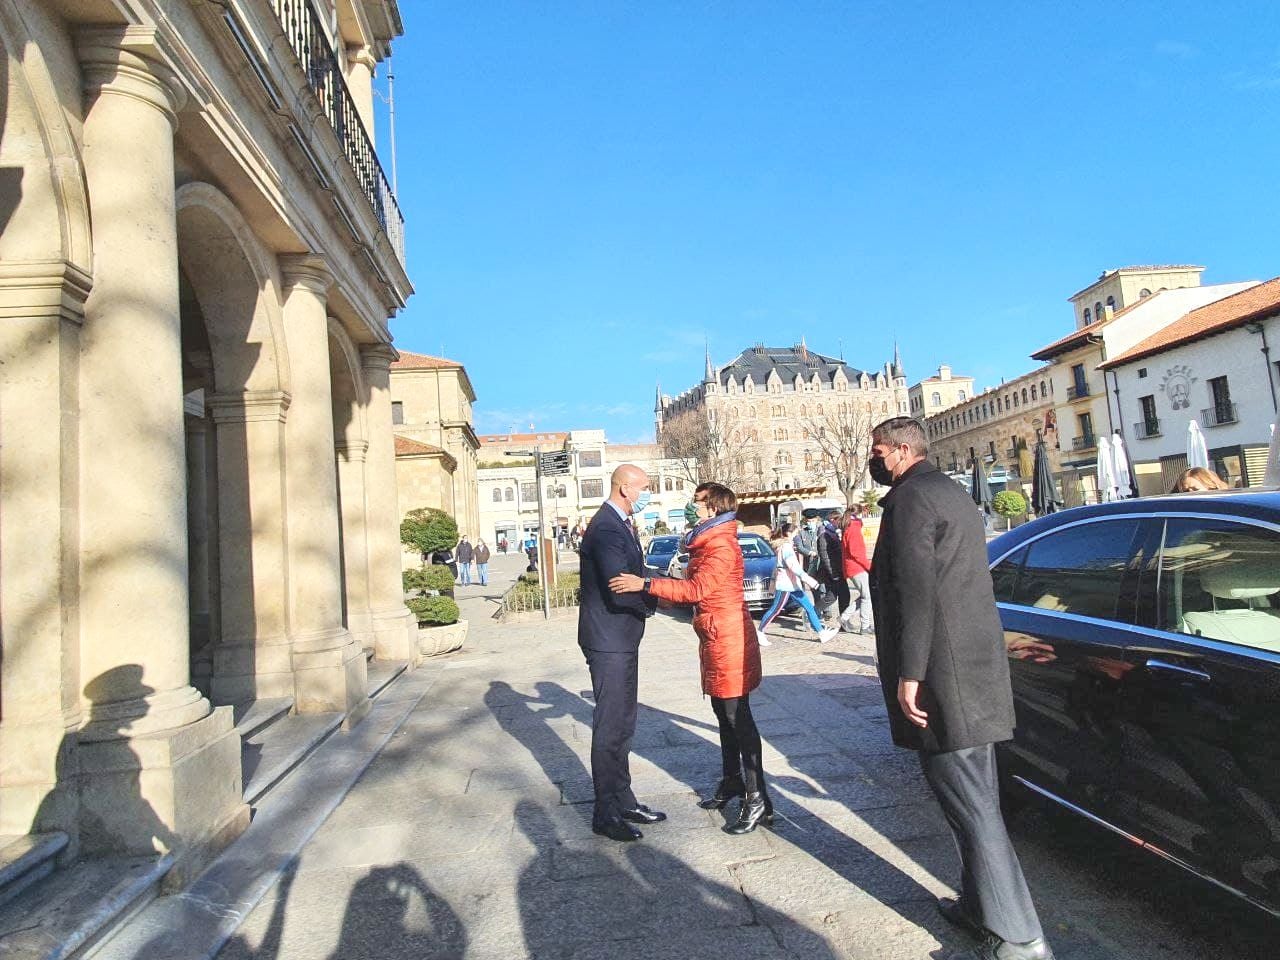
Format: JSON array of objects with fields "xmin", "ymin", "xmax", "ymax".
[{"xmin": 539, "ymin": 451, "xmax": 570, "ymax": 476}]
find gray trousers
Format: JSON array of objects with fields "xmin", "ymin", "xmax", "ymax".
[{"xmin": 919, "ymin": 743, "xmax": 1043, "ymax": 944}]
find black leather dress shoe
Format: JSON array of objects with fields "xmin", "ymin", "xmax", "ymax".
[
  {"xmin": 620, "ymin": 804, "xmax": 666, "ymax": 824},
  {"xmin": 592, "ymin": 819, "xmax": 642, "ymax": 842},
  {"xmin": 697, "ymin": 776, "xmax": 746, "ymax": 810},
  {"xmin": 937, "ymin": 896, "xmax": 983, "ymax": 936},
  {"xmin": 949, "ymin": 933, "xmax": 1054, "ymax": 960}
]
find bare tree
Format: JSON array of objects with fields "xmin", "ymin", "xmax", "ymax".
[
  {"xmin": 659, "ymin": 407, "xmax": 760, "ymax": 489},
  {"xmin": 799, "ymin": 399, "xmax": 875, "ymax": 503}
]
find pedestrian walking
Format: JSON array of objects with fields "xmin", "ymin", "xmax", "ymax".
[
  {"xmin": 610, "ymin": 482, "xmax": 772, "ymax": 834},
  {"xmin": 838, "ymin": 509, "xmax": 873, "ymax": 634},
  {"xmin": 758, "ymin": 523, "xmax": 835, "ymax": 644},
  {"xmin": 868, "ymin": 416, "xmax": 1053, "ymax": 960},
  {"xmin": 817, "ymin": 509, "xmax": 848, "ymax": 622},
  {"xmin": 474, "ymin": 539, "xmax": 491, "ymax": 586},
  {"xmin": 456, "ymin": 536, "xmax": 474, "ymax": 586},
  {"xmin": 577, "ymin": 464, "xmax": 665, "ymax": 842}
]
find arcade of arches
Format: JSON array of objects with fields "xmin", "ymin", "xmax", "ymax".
[{"xmin": 0, "ymin": 11, "xmax": 416, "ymax": 875}]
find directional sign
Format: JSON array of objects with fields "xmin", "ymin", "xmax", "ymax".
[{"xmin": 539, "ymin": 451, "xmax": 571, "ymax": 476}]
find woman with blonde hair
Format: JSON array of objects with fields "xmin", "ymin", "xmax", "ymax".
[{"xmin": 1171, "ymin": 466, "xmax": 1229, "ymax": 493}]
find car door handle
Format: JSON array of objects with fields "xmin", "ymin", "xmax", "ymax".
[{"xmin": 1144, "ymin": 658, "xmax": 1211, "ymax": 682}]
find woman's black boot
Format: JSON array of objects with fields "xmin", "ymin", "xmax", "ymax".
[
  {"xmin": 726, "ymin": 791, "xmax": 773, "ymax": 834},
  {"xmin": 697, "ymin": 775, "xmax": 745, "ymax": 810}
]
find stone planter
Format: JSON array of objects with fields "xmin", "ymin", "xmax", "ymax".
[{"xmin": 417, "ymin": 619, "xmax": 467, "ymax": 658}]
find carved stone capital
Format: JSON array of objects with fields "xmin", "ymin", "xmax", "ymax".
[
  {"xmin": 278, "ymin": 254, "xmax": 333, "ymax": 296},
  {"xmin": 76, "ymin": 26, "xmax": 187, "ymax": 126},
  {"xmin": 359, "ymin": 342, "xmax": 399, "ymax": 373},
  {"xmin": 208, "ymin": 390, "xmax": 292, "ymax": 424}
]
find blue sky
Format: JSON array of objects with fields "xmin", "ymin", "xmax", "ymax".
[{"xmin": 380, "ymin": 1, "xmax": 1280, "ymax": 443}]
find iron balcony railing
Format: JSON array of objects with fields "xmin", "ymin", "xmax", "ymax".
[
  {"xmin": 1067, "ymin": 383, "xmax": 1091, "ymax": 400},
  {"xmin": 1071, "ymin": 433, "xmax": 1097, "ymax": 451},
  {"xmin": 1201, "ymin": 402, "xmax": 1238, "ymax": 427},
  {"xmin": 1133, "ymin": 418, "xmax": 1161, "ymax": 439},
  {"xmin": 274, "ymin": 0, "xmax": 405, "ymax": 266}
]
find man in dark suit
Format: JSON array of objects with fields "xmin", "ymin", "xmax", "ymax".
[
  {"xmin": 868, "ymin": 417, "xmax": 1053, "ymax": 960},
  {"xmin": 578, "ymin": 463, "xmax": 665, "ymax": 841}
]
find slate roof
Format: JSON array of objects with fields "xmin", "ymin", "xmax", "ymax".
[
  {"xmin": 1100, "ymin": 276, "xmax": 1280, "ymax": 369},
  {"xmin": 716, "ymin": 344, "xmax": 869, "ymax": 387}
]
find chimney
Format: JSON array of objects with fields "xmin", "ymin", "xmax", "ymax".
[
  {"xmin": 939, "ymin": 364, "xmax": 952, "ymax": 381},
  {"xmin": 1103, "ymin": 304, "xmax": 1115, "ymax": 322}
]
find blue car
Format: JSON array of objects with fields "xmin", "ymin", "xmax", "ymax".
[
  {"xmin": 673, "ymin": 532, "xmax": 777, "ymax": 611},
  {"xmin": 643, "ymin": 535, "xmax": 681, "ymax": 575}
]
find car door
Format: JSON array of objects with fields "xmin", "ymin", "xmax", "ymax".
[
  {"xmin": 1124, "ymin": 515, "xmax": 1280, "ymax": 907},
  {"xmin": 990, "ymin": 517, "xmax": 1153, "ymax": 824}
]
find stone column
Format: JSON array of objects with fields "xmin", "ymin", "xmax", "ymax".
[
  {"xmin": 361, "ymin": 345, "xmax": 419, "ymax": 659},
  {"xmin": 0, "ymin": 262, "xmax": 90, "ymax": 844},
  {"xmin": 337, "ymin": 440, "xmax": 377, "ymax": 655},
  {"xmin": 206, "ymin": 390, "xmax": 295, "ymax": 704},
  {"xmin": 345, "ymin": 44, "xmax": 377, "ymax": 136},
  {"xmin": 279, "ymin": 255, "xmax": 368, "ymax": 719},
  {"xmin": 75, "ymin": 27, "xmax": 245, "ymax": 866}
]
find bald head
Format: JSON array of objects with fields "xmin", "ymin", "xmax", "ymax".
[{"xmin": 608, "ymin": 463, "xmax": 650, "ymax": 514}]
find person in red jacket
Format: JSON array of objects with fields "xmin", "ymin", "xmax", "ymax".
[
  {"xmin": 609, "ymin": 481, "xmax": 771, "ymax": 834},
  {"xmin": 839, "ymin": 508, "xmax": 874, "ymax": 634}
]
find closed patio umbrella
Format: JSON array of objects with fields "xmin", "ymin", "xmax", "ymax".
[
  {"xmin": 1097, "ymin": 435, "xmax": 1119, "ymax": 502},
  {"xmin": 1187, "ymin": 419, "xmax": 1210, "ymax": 470},
  {"xmin": 1266, "ymin": 423, "xmax": 1279, "ymax": 487},
  {"xmin": 970, "ymin": 449, "xmax": 992, "ymax": 515},
  {"xmin": 1031, "ymin": 439, "xmax": 1061, "ymax": 515},
  {"xmin": 1112, "ymin": 433, "xmax": 1135, "ymax": 498}
]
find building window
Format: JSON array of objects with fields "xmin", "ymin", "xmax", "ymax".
[
  {"xmin": 1021, "ymin": 387, "xmax": 1028, "ymax": 405},
  {"xmin": 957, "ymin": 389, "xmax": 966, "ymax": 401},
  {"xmin": 1138, "ymin": 395, "xmax": 1158, "ymax": 437},
  {"xmin": 504, "ymin": 487, "xmax": 514, "ymax": 501},
  {"xmin": 988, "ymin": 440, "xmax": 997, "ymax": 458},
  {"xmin": 1070, "ymin": 363, "xmax": 1087, "ymax": 397},
  {"xmin": 1139, "ymin": 288, "xmax": 1152, "ymax": 298},
  {"xmin": 391, "ymin": 401, "xmax": 404, "ymax": 425},
  {"xmin": 1043, "ymin": 379, "xmax": 1050, "ymax": 395},
  {"xmin": 492, "ymin": 489, "xmax": 502, "ymax": 502},
  {"xmin": 1105, "ymin": 295, "xmax": 1116, "ymax": 312},
  {"xmin": 1208, "ymin": 375, "xmax": 1234, "ymax": 425},
  {"xmin": 1094, "ymin": 300, "xmax": 1103, "ymax": 319},
  {"xmin": 547, "ymin": 484, "xmax": 566, "ymax": 498},
  {"xmin": 578, "ymin": 450, "xmax": 602, "ymax": 467},
  {"xmin": 931, "ymin": 391, "xmax": 942, "ymax": 406},
  {"xmin": 664, "ymin": 477, "xmax": 673, "ymax": 491},
  {"xmin": 580, "ymin": 478, "xmax": 603, "ymax": 499},
  {"xmin": 520, "ymin": 482, "xmax": 537, "ymax": 501},
  {"xmin": 676, "ymin": 479, "xmax": 685, "ymax": 490},
  {"xmin": 1083, "ymin": 308, "xmax": 1091, "ymax": 324}
]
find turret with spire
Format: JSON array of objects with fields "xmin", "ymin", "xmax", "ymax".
[
  {"xmin": 891, "ymin": 339, "xmax": 904, "ymax": 380},
  {"xmin": 703, "ymin": 343, "xmax": 715, "ymax": 384}
]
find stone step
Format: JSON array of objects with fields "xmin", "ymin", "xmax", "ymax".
[
  {"xmin": 365, "ymin": 659, "xmax": 407, "ymax": 700},
  {"xmin": 230, "ymin": 697, "xmax": 293, "ymax": 742},
  {"xmin": 0, "ymin": 833, "xmax": 69, "ymax": 908},
  {"xmin": 240, "ymin": 713, "xmax": 343, "ymax": 806},
  {"xmin": 0, "ymin": 853, "xmax": 171, "ymax": 960}
]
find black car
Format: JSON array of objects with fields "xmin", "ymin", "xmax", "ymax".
[
  {"xmin": 643, "ymin": 535, "xmax": 682, "ymax": 575},
  {"xmin": 987, "ymin": 490, "xmax": 1280, "ymax": 916}
]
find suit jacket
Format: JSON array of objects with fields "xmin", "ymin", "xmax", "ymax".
[
  {"xmin": 578, "ymin": 503, "xmax": 656, "ymax": 653},
  {"xmin": 870, "ymin": 459, "xmax": 1015, "ymax": 753}
]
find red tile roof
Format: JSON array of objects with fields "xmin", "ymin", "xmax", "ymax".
[
  {"xmin": 1031, "ymin": 291, "xmax": 1165, "ymax": 360},
  {"xmin": 394, "ymin": 435, "xmax": 448, "ymax": 457},
  {"xmin": 478, "ymin": 432, "xmax": 569, "ymax": 444},
  {"xmin": 392, "ymin": 350, "xmax": 461, "ymax": 370},
  {"xmin": 1100, "ymin": 276, "xmax": 1280, "ymax": 369}
]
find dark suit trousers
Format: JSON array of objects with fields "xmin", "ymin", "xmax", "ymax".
[
  {"xmin": 919, "ymin": 743, "xmax": 1043, "ymax": 944},
  {"xmin": 585, "ymin": 649, "xmax": 639, "ymax": 824}
]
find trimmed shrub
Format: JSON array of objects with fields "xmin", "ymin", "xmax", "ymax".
[
  {"xmin": 423, "ymin": 564, "xmax": 457, "ymax": 593},
  {"xmin": 408, "ymin": 595, "xmax": 460, "ymax": 626},
  {"xmin": 400, "ymin": 508, "xmax": 459, "ymax": 556},
  {"xmin": 993, "ymin": 490, "xmax": 1028, "ymax": 518}
]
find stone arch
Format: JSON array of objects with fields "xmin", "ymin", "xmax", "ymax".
[
  {"xmin": 176, "ymin": 181, "xmax": 290, "ymax": 394},
  {"xmin": 327, "ymin": 318, "xmax": 369, "ymax": 448}
]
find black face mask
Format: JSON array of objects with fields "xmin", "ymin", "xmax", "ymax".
[{"xmin": 868, "ymin": 452, "xmax": 895, "ymax": 486}]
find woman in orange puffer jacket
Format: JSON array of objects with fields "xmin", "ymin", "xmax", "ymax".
[{"xmin": 610, "ymin": 481, "xmax": 771, "ymax": 834}]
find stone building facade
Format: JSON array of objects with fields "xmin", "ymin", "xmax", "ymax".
[
  {"xmin": 0, "ymin": 0, "xmax": 414, "ymax": 877},
  {"xmin": 908, "ymin": 364, "xmax": 974, "ymax": 418},
  {"xmin": 924, "ymin": 367, "xmax": 1061, "ymax": 484},
  {"xmin": 477, "ymin": 431, "xmax": 696, "ymax": 545},
  {"xmin": 656, "ymin": 343, "xmax": 909, "ymax": 500},
  {"xmin": 389, "ymin": 351, "xmax": 480, "ymax": 545}
]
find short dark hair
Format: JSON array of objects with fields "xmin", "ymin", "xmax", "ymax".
[
  {"xmin": 694, "ymin": 481, "xmax": 737, "ymax": 515},
  {"xmin": 871, "ymin": 416, "xmax": 928, "ymax": 456}
]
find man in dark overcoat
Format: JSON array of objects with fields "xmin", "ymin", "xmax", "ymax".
[
  {"xmin": 577, "ymin": 463, "xmax": 665, "ymax": 841},
  {"xmin": 868, "ymin": 417, "xmax": 1053, "ymax": 960}
]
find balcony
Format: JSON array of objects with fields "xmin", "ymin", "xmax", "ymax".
[
  {"xmin": 1201, "ymin": 403, "xmax": 1238, "ymax": 427},
  {"xmin": 1066, "ymin": 383, "xmax": 1091, "ymax": 401},
  {"xmin": 1133, "ymin": 418, "xmax": 1161, "ymax": 439},
  {"xmin": 1071, "ymin": 433, "xmax": 1097, "ymax": 451},
  {"xmin": 273, "ymin": 0, "xmax": 405, "ymax": 265}
]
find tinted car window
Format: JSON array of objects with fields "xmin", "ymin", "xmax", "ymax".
[
  {"xmin": 646, "ymin": 537, "xmax": 678, "ymax": 557},
  {"xmin": 990, "ymin": 547, "xmax": 1026, "ymax": 603},
  {"xmin": 738, "ymin": 536, "xmax": 772, "ymax": 558},
  {"xmin": 1012, "ymin": 519, "xmax": 1142, "ymax": 622},
  {"xmin": 1158, "ymin": 518, "xmax": 1280, "ymax": 652}
]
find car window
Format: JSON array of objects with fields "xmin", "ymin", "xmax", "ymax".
[
  {"xmin": 738, "ymin": 537, "xmax": 772, "ymax": 558},
  {"xmin": 1158, "ymin": 518, "xmax": 1280, "ymax": 653},
  {"xmin": 646, "ymin": 538, "xmax": 676, "ymax": 555},
  {"xmin": 990, "ymin": 547, "xmax": 1026, "ymax": 603},
  {"xmin": 1011, "ymin": 519, "xmax": 1143, "ymax": 622}
]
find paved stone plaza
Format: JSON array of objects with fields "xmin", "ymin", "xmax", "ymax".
[{"xmin": 205, "ymin": 553, "xmax": 1273, "ymax": 960}]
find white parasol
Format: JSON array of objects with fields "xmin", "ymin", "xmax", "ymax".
[
  {"xmin": 1096, "ymin": 434, "xmax": 1119, "ymax": 502},
  {"xmin": 1112, "ymin": 433, "xmax": 1134, "ymax": 498},
  {"xmin": 1186, "ymin": 419, "xmax": 1210, "ymax": 470}
]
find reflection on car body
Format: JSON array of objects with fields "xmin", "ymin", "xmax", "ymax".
[
  {"xmin": 643, "ymin": 535, "xmax": 681, "ymax": 576},
  {"xmin": 988, "ymin": 490, "xmax": 1280, "ymax": 916}
]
